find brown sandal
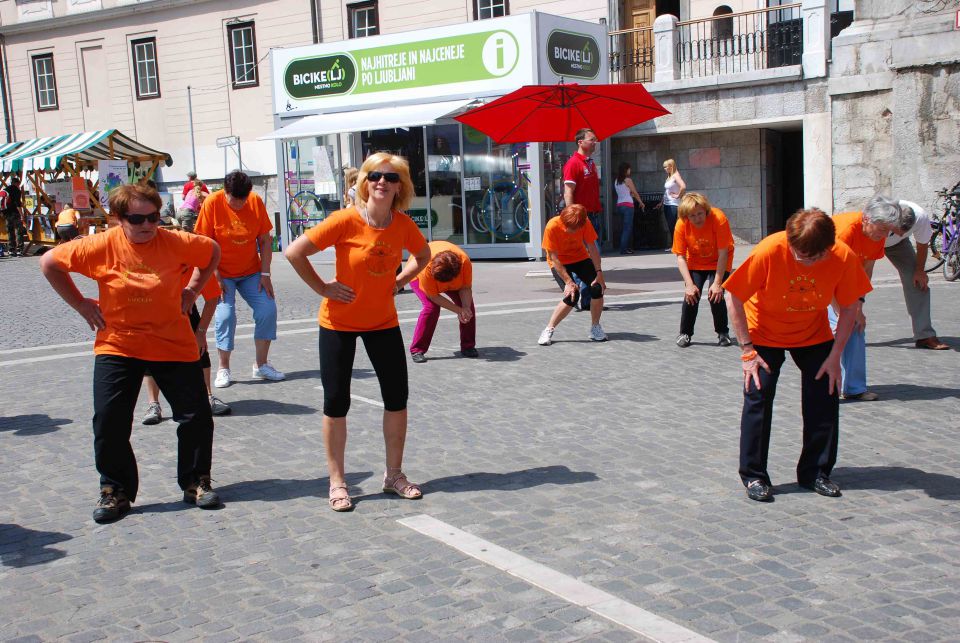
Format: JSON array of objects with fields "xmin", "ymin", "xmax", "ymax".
[
  {"xmin": 329, "ymin": 484, "xmax": 353, "ymax": 512},
  {"xmin": 383, "ymin": 470, "xmax": 422, "ymax": 499}
]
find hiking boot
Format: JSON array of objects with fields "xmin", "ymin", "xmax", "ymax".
[
  {"xmin": 141, "ymin": 402, "xmax": 162, "ymax": 425},
  {"xmin": 718, "ymin": 333, "xmax": 732, "ymax": 347},
  {"xmin": 252, "ymin": 362, "xmax": 285, "ymax": 381},
  {"xmin": 184, "ymin": 476, "xmax": 221, "ymax": 508},
  {"xmin": 589, "ymin": 324, "xmax": 608, "ymax": 342},
  {"xmin": 209, "ymin": 395, "xmax": 231, "ymax": 416},
  {"xmin": 93, "ymin": 486, "xmax": 131, "ymax": 523},
  {"xmin": 676, "ymin": 333, "xmax": 692, "ymax": 348},
  {"xmin": 214, "ymin": 368, "xmax": 232, "ymax": 388},
  {"xmin": 538, "ymin": 327, "xmax": 555, "ymax": 346}
]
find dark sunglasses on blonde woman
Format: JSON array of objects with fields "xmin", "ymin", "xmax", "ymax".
[
  {"xmin": 122, "ymin": 212, "xmax": 161, "ymax": 225},
  {"xmin": 367, "ymin": 171, "xmax": 401, "ymax": 183}
]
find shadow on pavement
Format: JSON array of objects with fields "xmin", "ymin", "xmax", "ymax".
[
  {"xmin": 832, "ymin": 466, "xmax": 960, "ymax": 500},
  {"xmin": 867, "ymin": 336, "xmax": 958, "ymax": 351},
  {"xmin": 424, "ymin": 346, "xmax": 527, "ymax": 363},
  {"xmin": 282, "ymin": 369, "xmax": 321, "ymax": 381},
  {"xmin": 604, "ymin": 332, "xmax": 657, "ymax": 343},
  {"xmin": 0, "ymin": 524, "xmax": 72, "ymax": 568},
  {"xmin": 858, "ymin": 383, "xmax": 960, "ymax": 401},
  {"xmin": 605, "ymin": 300, "xmax": 677, "ymax": 312},
  {"xmin": 225, "ymin": 399, "xmax": 318, "ymax": 416},
  {"xmin": 0, "ymin": 414, "xmax": 73, "ymax": 436},
  {"xmin": 423, "ymin": 465, "xmax": 599, "ymax": 494}
]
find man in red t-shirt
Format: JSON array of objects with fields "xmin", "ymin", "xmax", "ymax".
[
  {"xmin": 182, "ymin": 171, "xmax": 210, "ymax": 199},
  {"xmin": 561, "ymin": 128, "xmax": 603, "ymax": 310}
]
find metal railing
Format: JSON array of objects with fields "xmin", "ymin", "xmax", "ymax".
[
  {"xmin": 608, "ymin": 26, "xmax": 654, "ymax": 85},
  {"xmin": 676, "ymin": 4, "xmax": 802, "ymax": 78}
]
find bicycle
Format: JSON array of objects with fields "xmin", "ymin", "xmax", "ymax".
[
  {"xmin": 925, "ymin": 181, "xmax": 960, "ymax": 279},
  {"xmin": 286, "ymin": 189, "xmax": 326, "ymax": 240},
  {"xmin": 468, "ymin": 182, "xmax": 529, "ymax": 240}
]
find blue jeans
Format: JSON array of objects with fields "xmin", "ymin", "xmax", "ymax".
[
  {"xmin": 828, "ymin": 306, "xmax": 867, "ymax": 396},
  {"xmin": 616, "ymin": 204, "xmax": 634, "ymax": 253},
  {"xmin": 588, "ymin": 213, "xmax": 603, "ymax": 253},
  {"xmin": 215, "ymin": 272, "xmax": 278, "ymax": 352}
]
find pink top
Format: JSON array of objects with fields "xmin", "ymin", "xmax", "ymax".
[{"xmin": 182, "ymin": 191, "xmax": 201, "ymax": 211}]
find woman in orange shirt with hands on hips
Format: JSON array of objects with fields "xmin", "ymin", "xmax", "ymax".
[
  {"xmin": 40, "ymin": 184, "xmax": 222, "ymax": 523},
  {"xmin": 672, "ymin": 192, "xmax": 734, "ymax": 348},
  {"xmin": 723, "ymin": 208, "xmax": 871, "ymax": 503},
  {"xmin": 284, "ymin": 153, "xmax": 431, "ymax": 512}
]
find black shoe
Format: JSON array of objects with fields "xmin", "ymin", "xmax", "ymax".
[
  {"xmin": 800, "ymin": 476, "xmax": 841, "ymax": 497},
  {"xmin": 411, "ymin": 352, "xmax": 427, "ymax": 364},
  {"xmin": 93, "ymin": 486, "xmax": 131, "ymax": 523},
  {"xmin": 461, "ymin": 348, "xmax": 479, "ymax": 358},
  {"xmin": 184, "ymin": 476, "xmax": 221, "ymax": 508},
  {"xmin": 745, "ymin": 479, "xmax": 773, "ymax": 502}
]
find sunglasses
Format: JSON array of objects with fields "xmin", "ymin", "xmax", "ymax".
[
  {"xmin": 367, "ymin": 171, "xmax": 401, "ymax": 184},
  {"xmin": 122, "ymin": 211, "xmax": 161, "ymax": 225}
]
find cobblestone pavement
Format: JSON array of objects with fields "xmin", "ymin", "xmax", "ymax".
[{"xmin": 1, "ymin": 248, "xmax": 959, "ymax": 642}]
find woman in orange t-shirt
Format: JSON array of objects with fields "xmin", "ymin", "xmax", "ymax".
[
  {"xmin": 285, "ymin": 152, "xmax": 431, "ymax": 512},
  {"xmin": 40, "ymin": 184, "xmax": 222, "ymax": 523},
  {"xmin": 407, "ymin": 240, "xmax": 476, "ymax": 362},
  {"xmin": 672, "ymin": 193, "xmax": 735, "ymax": 348},
  {"xmin": 722, "ymin": 208, "xmax": 871, "ymax": 503},
  {"xmin": 827, "ymin": 196, "xmax": 901, "ymax": 401},
  {"xmin": 537, "ymin": 204, "xmax": 607, "ymax": 346}
]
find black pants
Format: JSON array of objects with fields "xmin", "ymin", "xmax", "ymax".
[
  {"xmin": 319, "ymin": 325, "xmax": 407, "ymax": 417},
  {"xmin": 93, "ymin": 355, "xmax": 214, "ymax": 502},
  {"xmin": 738, "ymin": 341, "xmax": 839, "ymax": 487},
  {"xmin": 680, "ymin": 270, "xmax": 729, "ymax": 336}
]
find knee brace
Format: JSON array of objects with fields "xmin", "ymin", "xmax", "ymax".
[
  {"xmin": 562, "ymin": 288, "xmax": 580, "ymax": 308},
  {"xmin": 589, "ymin": 283, "xmax": 604, "ymax": 299}
]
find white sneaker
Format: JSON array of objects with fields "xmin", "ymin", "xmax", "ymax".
[
  {"xmin": 589, "ymin": 324, "xmax": 608, "ymax": 342},
  {"xmin": 538, "ymin": 327, "xmax": 555, "ymax": 346},
  {"xmin": 214, "ymin": 368, "xmax": 232, "ymax": 388},
  {"xmin": 252, "ymin": 362, "xmax": 285, "ymax": 381}
]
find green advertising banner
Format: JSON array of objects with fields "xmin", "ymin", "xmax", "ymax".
[{"xmin": 283, "ymin": 30, "xmax": 520, "ymax": 101}]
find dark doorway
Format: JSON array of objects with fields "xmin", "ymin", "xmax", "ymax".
[
  {"xmin": 765, "ymin": 129, "xmax": 803, "ymax": 235},
  {"xmin": 656, "ymin": 0, "xmax": 680, "ymax": 18},
  {"xmin": 780, "ymin": 131, "xmax": 803, "ymax": 229}
]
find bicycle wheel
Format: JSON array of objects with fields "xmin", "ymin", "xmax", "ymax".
[
  {"xmin": 469, "ymin": 202, "xmax": 489, "ymax": 233},
  {"xmin": 294, "ymin": 191, "xmax": 326, "ymax": 226},
  {"xmin": 942, "ymin": 237, "xmax": 960, "ymax": 281},
  {"xmin": 508, "ymin": 188, "xmax": 529, "ymax": 234},
  {"xmin": 924, "ymin": 225, "xmax": 944, "ymax": 273},
  {"xmin": 481, "ymin": 189, "xmax": 502, "ymax": 233}
]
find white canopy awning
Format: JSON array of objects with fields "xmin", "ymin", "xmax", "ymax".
[{"xmin": 259, "ymin": 99, "xmax": 475, "ymax": 141}]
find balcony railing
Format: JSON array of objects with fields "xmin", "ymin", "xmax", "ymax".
[
  {"xmin": 608, "ymin": 2, "xmax": 835, "ymax": 85},
  {"xmin": 676, "ymin": 4, "xmax": 802, "ymax": 78},
  {"xmin": 609, "ymin": 26, "xmax": 654, "ymax": 85}
]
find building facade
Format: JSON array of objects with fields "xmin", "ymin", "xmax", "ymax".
[{"xmin": 1, "ymin": 0, "xmax": 956, "ymax": 249}]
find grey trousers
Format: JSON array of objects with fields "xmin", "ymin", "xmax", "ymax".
[{"xmin": 885, "ymin": 237, "xmax": 936, "ymax": 340}]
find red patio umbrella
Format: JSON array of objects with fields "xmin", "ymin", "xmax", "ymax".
[{"xmin": 454, "ymin": 82, "xmax": 670, "ymax": 144}]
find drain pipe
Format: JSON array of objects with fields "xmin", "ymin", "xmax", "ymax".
[{"xmin": 0, "ymin": 35, "xmax": 13, "ymax": 142}]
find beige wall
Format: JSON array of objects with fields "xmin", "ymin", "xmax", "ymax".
[{"xmin": 1, "ymin": 0, "xmax": 314, "ymax": 184}]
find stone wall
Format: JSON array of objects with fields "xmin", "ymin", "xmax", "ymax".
[
  {"xmin": 830, "ymin": 90, "xmax": 894, "ymax": 212},
  {"xmin": 612, "ymin": 129, "xmax": 764, "ymax": 242}
]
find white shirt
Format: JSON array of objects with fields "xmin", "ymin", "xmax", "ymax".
[
  {"xmin": 663, "ymin": 176, "xmax": 681, "ymax": 206},
  {"xmin": 885, "ymin": 199, "xmax": 933, "ymax": 247}
]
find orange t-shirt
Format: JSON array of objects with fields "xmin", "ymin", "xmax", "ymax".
[
  {"xmin": 306, "ymin": 207, "xmax": 428, "ymax": 332},
  {"xmin": 833, "ymin": 211, "xmax": 886, "ymax": 263},
  {"xmin": 672, "ymin": 207, "xmax": 735, "ymax": 271},
  {"xmin": 542, "ymin": 217, "xmax": 598, "ymax": 266},
  {"xmin": 416, "ymin": 240, "xmax": 472, "ymax": 297},
  {"xmin": 50, "ymin": 226, "xmax": 216, "ymax": 361},
  {"xmin": 56, "ymin": 208, "xmax": 80, "ymax": 226},
  {"xmin": 195, "ymin": 190, "xmax": 272, "ymax": 278},
  {"xmin": 179, "ymin": 265, "xmax": 222, "ymax": 302},
  {"xmin": 722, "ymin": 232, "xmax": 872, "ymax": 348}
]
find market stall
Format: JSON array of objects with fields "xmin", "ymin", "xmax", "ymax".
[{"xmin": 0, "ymin": 129, "xmax": 172, "ymax": 251}]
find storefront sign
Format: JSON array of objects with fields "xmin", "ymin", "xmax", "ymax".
[
  {"xmin": 312, "ymin": 146, "xmax": 337, "ymax": 195},
  {"xmin": 408, "ymin": 208, "xmax": 439, "ymax": 229},
  {"xmin": 272, "ymin": 15, "xmax": 534, "ymax": 114},
  {"xmin": 547, "ymin": 30, "xmax": 600, "ymax": 79}
]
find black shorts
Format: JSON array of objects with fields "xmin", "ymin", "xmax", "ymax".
[{"xmin": 56, "ymin": 224, "xmax": 79, "ymax": 241}]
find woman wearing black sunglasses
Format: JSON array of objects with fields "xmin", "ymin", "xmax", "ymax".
[
  {"xmin": 285, "ymin": 152, "xmax": 432, "ymax": 512},
  {"xmin": 40, "ymin": 183, "xmax": 223, "ymax": 523}
]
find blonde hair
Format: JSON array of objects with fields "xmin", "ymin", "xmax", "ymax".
[
  {"xmin": 678, "ymin": 192, "xmax": 711, "ymax": 221},
  {"xmin": 356, "ymin": 153, "xmax": 415, "ymax": 211},
  {"xmin": 663, "ymin": 158, "xmax": 677, "ymax": 174},
  {"xmin": 343, "ymin": 166, "xmax": 359, "ymax": 189}
]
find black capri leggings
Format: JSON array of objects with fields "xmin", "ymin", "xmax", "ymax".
[{"xmin": 319, "ymin": 325, "xmax": 408, "ymax": 417}]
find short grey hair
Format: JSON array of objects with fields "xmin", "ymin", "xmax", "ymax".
[
  {"xmin": 863, "ymin": 194, "xmax": 902, "ymax": 226},
  {"xmin": 897, "ymin": 202, "xmax": 916, "ymax": 232},
  {"xmin": 187, "ymin": 170, "xmax": 198, "ymax": 179}
]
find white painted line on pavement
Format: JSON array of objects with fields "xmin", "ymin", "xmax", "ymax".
[
  {"xmin": 313, "ymin": 386, "xmax": 384, "ymax": 408},
  {"xmin": 0, "ymin": 350, "xmax": 92, "ymax": 366},
  {"xmin": 398, "ymin": 514, "xmax": 714, "ymax": 643}
]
